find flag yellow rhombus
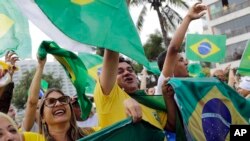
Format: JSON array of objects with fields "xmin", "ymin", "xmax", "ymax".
[
  {"xmin": 0, "ymin": 14, "xmax": 14, "ymax": 38},
  {"xmin": 188, "ymin": 86, "xmax": 247, "ymax": 141},
  {"xmin": 71, "ymin": 0, "xmax": 94, "ymax": 5},
  {"xmin": 190, "ymin": 39, "xmax": 220, "ymax": 58},
  {"xmin": 88, "ymin": 64, "xmax": 102, "ymax": 80}
]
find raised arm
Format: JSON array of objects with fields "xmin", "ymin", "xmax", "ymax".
[
  {"xmin": 0, "ymin": 51, "xmax": 18, "ymax": 113},
  {"xmin": 22, "ymin": 56, "xmax": 46, "ymax": 131},
  {"xmin": 161, "ymin": 2, "xmax": 207, "ymax": 132},
  {"xmin": 99, "ymin": 49, "xmax": 119, "ymax": 95},
  {"xmin": 162, "ymin": 2, "xmax": 207, "ymax": 77}
]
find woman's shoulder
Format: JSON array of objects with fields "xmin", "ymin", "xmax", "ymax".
[{"xmin": 22, "ymin": 132, "xmax": 45, "ymax": 141}]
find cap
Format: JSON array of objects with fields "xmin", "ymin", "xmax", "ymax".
[{"xmin": 239, "ymin": 76, "xmax": 250, "ymax": 91}]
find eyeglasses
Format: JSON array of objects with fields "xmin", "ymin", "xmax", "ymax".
[{"xmin": 44, "ymin": 96, "xmax": 70, "ymax": 108}]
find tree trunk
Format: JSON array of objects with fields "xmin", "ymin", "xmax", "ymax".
[{"xmin": 155, "ymin": 6, "xmax": 169, "ymax": 49}]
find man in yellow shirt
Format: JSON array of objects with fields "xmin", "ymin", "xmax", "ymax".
[
  {"xmin": 94, "ymin": 48, "xmax": 168, "ymax": 133},
  {"xmin": 94, "ymin": 2, "xmax": 208, "ymax": 137}
]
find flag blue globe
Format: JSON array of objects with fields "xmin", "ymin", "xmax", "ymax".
[
  {"xmin": 198, "ymin": 42, "xmax": 211, "ymax": 55},
  {"xmin": 202, "ymin": 98, "xmax": 231, "ymax": 141}
]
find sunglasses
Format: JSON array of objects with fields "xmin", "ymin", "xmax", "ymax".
[{"xmin": 44, "ymin": 96, "xmax": 70, "ymax": 108}]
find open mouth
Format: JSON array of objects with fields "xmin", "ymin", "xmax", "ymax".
[
  {"xmin": 124, "ymin": 77, "xmax": 133, "ymax": 83},
  {"xmin": 53, "ymin": 109, "xmax": 66, "ymax": 116}
]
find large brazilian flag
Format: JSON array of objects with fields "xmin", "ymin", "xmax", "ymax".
[
  {"xmin": 168, "ymin": 77, "xmax": 250, "ymax": 141},
  {"xmin": 15, "ymin": 0, "xmax": 150, "ymax": 68},
  {"xmin": 38, "ymin": 41, "xmax": 92, "ymax": 120},
  {"xmin": 186, "ymin": 34, "xmax": 226, "ymax": 62},
  {"xmin": 0, "ymin": 0, "xmax": 31, "ymax": 58}
]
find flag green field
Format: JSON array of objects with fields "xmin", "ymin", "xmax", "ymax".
[
  {"xmin": 78, "ymin": 118, "xmax": 165, "ymax": 141},
  {"xmin": 37, "ymin": 41, "xmax": 92, "ymax": 120},
  {"xmin": 168, "ymin": 77, "xmax": 250, "ymax": 141},
  {"xmin": 186, "ymin": 34, "xmax": 226, "ymax": 62},
  {"xmin": 0, "ymin": 0, "xmax": 31, "ymax": 58},
  {"xmin": 147, "ymin": 62, "xmax": 161, "ymax": 75},
  {"xmin": 237, "ymin": 40, "xmax": 250, "ymax": 76},
  {"xmin": 15, "ymin": 0, "xmax": 150, "ymax": 68}
]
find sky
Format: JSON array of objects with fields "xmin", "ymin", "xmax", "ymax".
[{"xmin": 29, "ymin": 1, "xmax": 204, "ymax": 60}]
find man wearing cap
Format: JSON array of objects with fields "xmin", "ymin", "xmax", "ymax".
[{"xmin": 237, "ymin": 76, "xmax": 250, "ymax": 99}]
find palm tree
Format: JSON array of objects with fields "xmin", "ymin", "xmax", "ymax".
[{"xmin": 128, "ymin": 0, "xmax": 189, "ymax": 48}]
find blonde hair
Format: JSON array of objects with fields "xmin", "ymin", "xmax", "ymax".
[
  {"xmin": 0, "ymin": 112, "xmax": 18, "ymax": 130},
  {"xmin": 38, "ymin": 88, "xmax": 86, "ymax": 141}
]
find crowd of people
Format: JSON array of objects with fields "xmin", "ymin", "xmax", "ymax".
[{"xmin": 0, "ymin": 2, "xmax": 249, "ymax": 141}]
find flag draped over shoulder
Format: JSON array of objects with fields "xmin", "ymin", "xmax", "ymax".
[
  {"xmin": 78, "ymin": 53, "xmax": 103, "ymax": 94},
  {"xmin": 237, "ymin": 40, "xmax": 250, "ymax": 76},
  {"xmin": 78, "ymin": 118, "xmax": 165, "ymax": 141},
  {"xmin": 37, "ymin": 41, "xmax": 92, "ymax": 120},
  {"xmin": 168, "ymin": 78, "xmax": 250, "ymax": 141},
  {"xmin": 186, "ymin": 34, "xmax": 226, "ymax": 62},
  {"xmin": 0, "ymin": 0, "xmax": 31, "ymax": 58},
  {"xmin": 15, "ymin": 0, "xmax": 150, "ymax": 68}
]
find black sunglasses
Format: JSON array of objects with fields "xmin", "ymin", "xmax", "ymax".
[{"xmin": 44, "ymin": 96, "xmax": 70, "ymax": 108}]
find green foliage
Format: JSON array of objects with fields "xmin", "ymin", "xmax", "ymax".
[
  {"xmin": 143, "ymin": 31, "xmax": 165, "ymax": 61},
  {"xmin": 12, "ymin": 69, "xmax": 63, "ymax": 109}
]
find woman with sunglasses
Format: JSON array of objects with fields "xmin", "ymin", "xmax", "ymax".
[
  {"xmin": 39, "ymin": 88, "xmax": 91, "ymax": 141},
  {"xmin": 23, "ymin": 56, "xmax": 93, "ymax": 141}
]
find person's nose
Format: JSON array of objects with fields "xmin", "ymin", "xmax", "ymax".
[
  {"xmin": 54, "ymin": 100, "xmax": 63, "ymax": 107},
  {"xmin": 184, "ymin": 60, "xmax": 188, "ymax": 65},
  {"xmin": 5, "ymin": 131, "xmax": 15, "ymax": 141}
]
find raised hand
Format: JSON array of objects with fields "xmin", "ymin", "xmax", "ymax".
[
  {"xmin": 187, "ymin": 2, "xmax": 207, "ymax": 20},
  {"xmin": 37, "ymin": 54, "xmax": 47, "ymax": 68},
  {"xmin": 5, "ymin": 51, "xmax": 19, "ymax": 77}
]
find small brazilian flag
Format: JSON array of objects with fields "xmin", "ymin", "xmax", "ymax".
[
  {"xmin": 78, "ymin": 53, "xmax": 103, "ymax": 94},
  {"xmin": 237, "ymin": 40, "xmax": 250, "ymax": 76},
  {"xmin": 168, "ymin": 78, "xmax": 250, "ymax": 141},
  {"xmin": 186, "ymin": 34, "xmax": 226, "ymax": 62}
]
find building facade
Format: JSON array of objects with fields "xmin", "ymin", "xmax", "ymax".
[
  {"xmin": 202, "ymin": 0, "xmax": 250, "ymax": 70},
  {"xmin": 13, "ymin": 59, "xmax": 77, "ymax": 96}
]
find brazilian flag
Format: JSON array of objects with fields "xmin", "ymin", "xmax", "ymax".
[
  {"xmin": 168, "ymin": 78, "xmax": 250, "ymax": 141},
  {"xmin": 237, "ymin": 40, "xmax": 250, "ymax": 76},
  {"xmin": 78, "ymin": 53, "xmax": 103, "ymax": 94},
  {"xmin": 0, "ymin": 0, "xmax": 31, "ymax": 58},
  {"xmin": 38, "ymin": 41, "xmax": 92, "ymax": 120},
  {"xmin": 186, "ymin": 34, "xmax": 226, "ymax": 62}
]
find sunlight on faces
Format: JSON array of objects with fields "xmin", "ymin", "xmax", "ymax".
[
  {"xmin": 174, "ymin": 53, "xmax": 189, "ymax": 77},
  {"xmin": 117, "ymin": 62, "xmax": 138, "ymax": 93},
  {"xmin": 0, "ymin": 116, "xmax": 21, "ymax": 141},
  {"xmin": 42, "ymin": 92, "xmax": 71, "ymax": 125}
]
